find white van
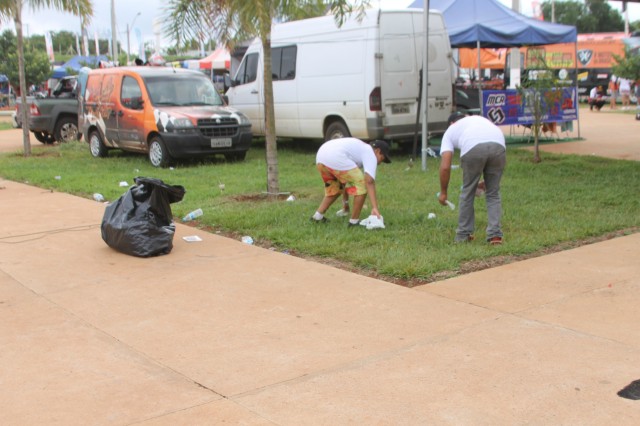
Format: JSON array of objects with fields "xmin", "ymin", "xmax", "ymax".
[{"xmin": 225, "ymin": 8, "xmax": 455, "ymax": 142}]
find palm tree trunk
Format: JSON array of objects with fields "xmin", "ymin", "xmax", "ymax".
[
  {"xmin": 14, "ymin": 8, "xmax": 31, "ymax": 156},
  {"xmin": 261, "ymin": 32, "xmax": 279, "ymax": 197}
]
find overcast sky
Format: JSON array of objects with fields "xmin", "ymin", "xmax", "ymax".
[{"xmin": 1, "ymin": 0, "xmax": 638, "ymax": 54}]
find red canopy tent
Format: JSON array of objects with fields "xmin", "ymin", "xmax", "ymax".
[{"xmin": 198, "ymin": 48, "xmax": 231, "ymax": 70}]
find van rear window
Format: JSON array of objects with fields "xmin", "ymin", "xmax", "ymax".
[{"xmin": 144, "ymin": 75, "xmax": 224, "ymax": 107}]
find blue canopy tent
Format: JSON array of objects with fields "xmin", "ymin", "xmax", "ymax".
[
  {"xmin": 409, "ymin": 0, "xmax": 580, "ymax": 141},
  {"xmin": 408, "ymin": 0, "xmax": 577, "ymax": 48},
  {"xmin": 51, "ymin": 55, "xmax": 108, "ymax": 79}
]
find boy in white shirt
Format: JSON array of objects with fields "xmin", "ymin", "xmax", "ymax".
[{"xmin": 312, "ymin": 138, "xmax": 391, "ymax": 226}]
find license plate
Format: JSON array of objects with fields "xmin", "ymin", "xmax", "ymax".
[
  {"xmin": 211, "ymin": 138, "xmax": 232, "ymax": 148},
  {"xmin": 391, "ymin": 103, "xmax": 410, "ymax": 114}
]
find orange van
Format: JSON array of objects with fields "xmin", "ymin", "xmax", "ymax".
[{"xmin": 82, "ymin": 67, "xmax": 252, "ymax": 167}]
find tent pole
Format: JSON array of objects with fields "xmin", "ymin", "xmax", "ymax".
[
  {"xmin": 477, "ymin": 40, "xmax": 482, "ymax": 114},
  {"xmin": 421, "ymin": 0, "xmax": 430, "ymax": 171},
  {"xmin": 574, "ymin": 41, "xmax": 580, "ymax": 139}
]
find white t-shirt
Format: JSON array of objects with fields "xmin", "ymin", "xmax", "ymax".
[
  {"xmin": 440, "ymin": 115, "xmax": 505, "ymax": 157},
  {"xmin": 590, "ymin": 86, "xmax": 598, "ymax": 99},
  {"xmin": 316, "ymin": 137, "xmax": 378, "ymax": 180},
  {"xmin": 619, "ymin": 78, "xmax": 631, "ymax": 93}
]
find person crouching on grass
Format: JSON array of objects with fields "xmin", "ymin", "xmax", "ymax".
[
  {"xmin": 311, "ymin": 138, "xmax": 391, "ymax": 226},
  {"xmin": 438, "ymin": 112, "xmax": 506, "ymax": 245}
]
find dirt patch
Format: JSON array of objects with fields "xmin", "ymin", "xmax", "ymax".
[
  {"xmin": 231, "ymin": 193, "xmax": 292, "ymax": 202},
  {"xmin": 182, "ymin": 220, "xmax": 639, "ymax": 288}
]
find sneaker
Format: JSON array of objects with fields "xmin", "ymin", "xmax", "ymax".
[
  {"xmin": 454, "ymin": 235, "xmax": 475, "ymax": 243},
  {"xmin": 310, "ymin": 216, "xmax": 328, "ymax": 223},
  {"xmin": 336, "ymin": 208, "xmax": 350, "ymax": 217},
  {"xmin": 488, "ymin": 236, "xmax": 503, "ymax": 245},
  {"xmin": 347, "ymin": 221, "xmax": 360, "ymax": 228}
]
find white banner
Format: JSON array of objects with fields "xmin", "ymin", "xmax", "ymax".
[{"xmin": 44, "ymin": 32, "xmax": 55, "ymax": 63}]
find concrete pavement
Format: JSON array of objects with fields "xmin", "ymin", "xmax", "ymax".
[{"xmin": 1, "ymin": 109, "xmax": 639, "ymax": 424}]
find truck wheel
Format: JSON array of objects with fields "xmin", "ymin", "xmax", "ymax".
[
  {"xmin": 89, "ymin": 130, "xmax": 108, "ymax": 158},
  {"xmin": 148, "ymin": 136, "xmax": 173, "ymax": 167},
  {"xmin": 54, "ymin": 116, "xmax": 79, "ymax": 143},
  {"xmin": 224, "ymin": 151, "xmax": 247, "ymax": 162},
  {"xmin": 33, "ymin": 131, "xmax": 55, "ymax": 144},
  {"xmin": 325, "ymin": 121, "xmax": 350, "ymax": 141}
]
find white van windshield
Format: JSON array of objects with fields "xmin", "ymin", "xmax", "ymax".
[{"xmin": 144, "ymin": 75, "xmax": 224, "ymax": 107}]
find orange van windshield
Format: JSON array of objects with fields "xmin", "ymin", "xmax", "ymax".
[{"xmin": 144, "ymin": 75, "xmax": 224, "ymax": 107}]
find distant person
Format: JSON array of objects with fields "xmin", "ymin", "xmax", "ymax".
[
  {"xmin": 438, "ymin": 112, "xmax": 506, "ymax": 245},
  {"xmin": 589, "ymin": 86, "xmax": 605, "ymax": 111},
  {"xmin": 608, "ymin": 76, "xmax": 618, "ymax": 110},
  {"xmin": 311, "ymin": 138, "xmax": 391, "ymax": 226},
  {"xmin": 619, "ymin": 78, "xmax": 631, "ymax": 110}
]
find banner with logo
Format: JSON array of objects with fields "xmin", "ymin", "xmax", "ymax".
[
  {"xmin": 523, "ymin": 39, "xmax": 625, "ymax": 69},
  {"xmin": 481, "ymin": 87, "xmax": 578, "ymax": 126}
]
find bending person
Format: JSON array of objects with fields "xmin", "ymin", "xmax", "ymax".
[{"xmin": 438, "ymin": 112, "xmax": 506, "ymax": 245}]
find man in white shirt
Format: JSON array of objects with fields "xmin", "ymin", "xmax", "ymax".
[
  {"xmin": 312, "ymin": 138, "xmax": 391, "ymax": 226},
  {"xmin": 438, "ymin": 112, "xmax": 506, "ymax": 245}
]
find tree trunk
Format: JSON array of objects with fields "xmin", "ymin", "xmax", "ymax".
[
  {"xmin": 261, "ymin": 32, "xmax": 279, "ymax": 197},
  {"xmin": 14, "ymin": 9, "xmax": 32, "ymax": 157}
]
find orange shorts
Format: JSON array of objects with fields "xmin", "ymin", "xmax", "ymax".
[{"xmin": 316, "ymin": 164, "xmax": 367, "ymax": 197}]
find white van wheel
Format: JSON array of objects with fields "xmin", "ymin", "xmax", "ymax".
[
  {"xmin": 148, "ymin": 136, "xmax": 172, "ymax": 167},
  {"xmin": 325, "ymin": 121, "xmax": 350, "ymax": 141}
]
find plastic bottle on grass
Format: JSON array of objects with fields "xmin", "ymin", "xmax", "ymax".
[{"xmin": 182, "ymin": 208, "xmax": 203, "ymax": 222}]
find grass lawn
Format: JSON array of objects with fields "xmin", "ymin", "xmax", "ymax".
[{"xmin": 0, "ymin": 136, "xmax": 638, "ymax": 286}]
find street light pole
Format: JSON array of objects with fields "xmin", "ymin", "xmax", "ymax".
[{"xmin": 127, "ymin": 12, "xmax": 141, "ymax": 65}]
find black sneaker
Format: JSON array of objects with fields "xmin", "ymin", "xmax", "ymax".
[
  {"xmin": 347, "ymin": 221, "xmax": 360, "ymax": 228},
  {"xmin": 310, "ymin": 216, "xmax": 328, "ymax": 223}
]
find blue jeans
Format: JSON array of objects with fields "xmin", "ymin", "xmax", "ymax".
[{"xmin": 456, "ymin": 143, "xmax": 506, "ymax": 242}]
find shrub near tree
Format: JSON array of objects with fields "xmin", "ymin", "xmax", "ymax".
[
  {"xmin": 517, "ymin": 49, "xmax": 563, "ymax": 163},
  {"xmin": 612, "ymin": 47, "xmax": 640, "ymax": 92}
]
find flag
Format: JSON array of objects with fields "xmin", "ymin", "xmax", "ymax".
[{"xmin": 44, "ymin": 32, "xmax": 55, "ymax": 63}]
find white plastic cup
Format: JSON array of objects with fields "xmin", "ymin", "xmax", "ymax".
[{"xmin": 93, "ymin": 193, "xmax": 105, "ymax": 202}]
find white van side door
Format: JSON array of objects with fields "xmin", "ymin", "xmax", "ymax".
[{"xmin": 229, "ymin": 52, "xmax": 264, "ymax": 135}]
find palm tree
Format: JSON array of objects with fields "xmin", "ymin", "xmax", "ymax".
[
  {"xmin": 164, "ymin": 0, "xmax": 369, "ymax": 197},
  {"xmin": 0, "ymin": 0, "xmax": 93, "ymax": 156}
]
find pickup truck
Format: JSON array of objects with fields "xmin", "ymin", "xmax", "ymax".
[{"xmin": 15, "ymin": 76, "xmax": 81, "ymax": 144}]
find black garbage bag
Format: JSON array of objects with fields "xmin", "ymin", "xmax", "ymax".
[{"xmin": 101, "ymin": 177, "xmax": 186, "ymax": 257}]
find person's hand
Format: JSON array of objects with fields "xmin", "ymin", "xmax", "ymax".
[
  {"xmin": 371, "ymin": 207, "xmax": 381, "ymax": 219},
  {"xmin": 438, "ymin": 191, "xmax": 448, "ymax": 206}
]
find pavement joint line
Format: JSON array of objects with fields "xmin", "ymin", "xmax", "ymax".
[
  {"xmin": 228, "ymin": 311, "xmax": 509, "ymax": 400},
  {"xmin": 7, "ymin": 282, "xmax": 230, "ymax": 404},
  {"xmin": 0, "ymin": 223, "xmax": 101, "ymax": 243}
]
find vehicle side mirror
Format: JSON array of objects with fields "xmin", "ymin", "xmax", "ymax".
[
  {"xmin": 221, "ymin": 95, "xmax": 229, "ymax": 105},
  {"xmin": 224, "ymin": 74, "xmax": 234, "ymax": 88}
]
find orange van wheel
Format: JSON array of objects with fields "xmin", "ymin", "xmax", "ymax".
[{"xmin": 148, "ymin": 135, "xmax": 173, "ymax": 167}]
